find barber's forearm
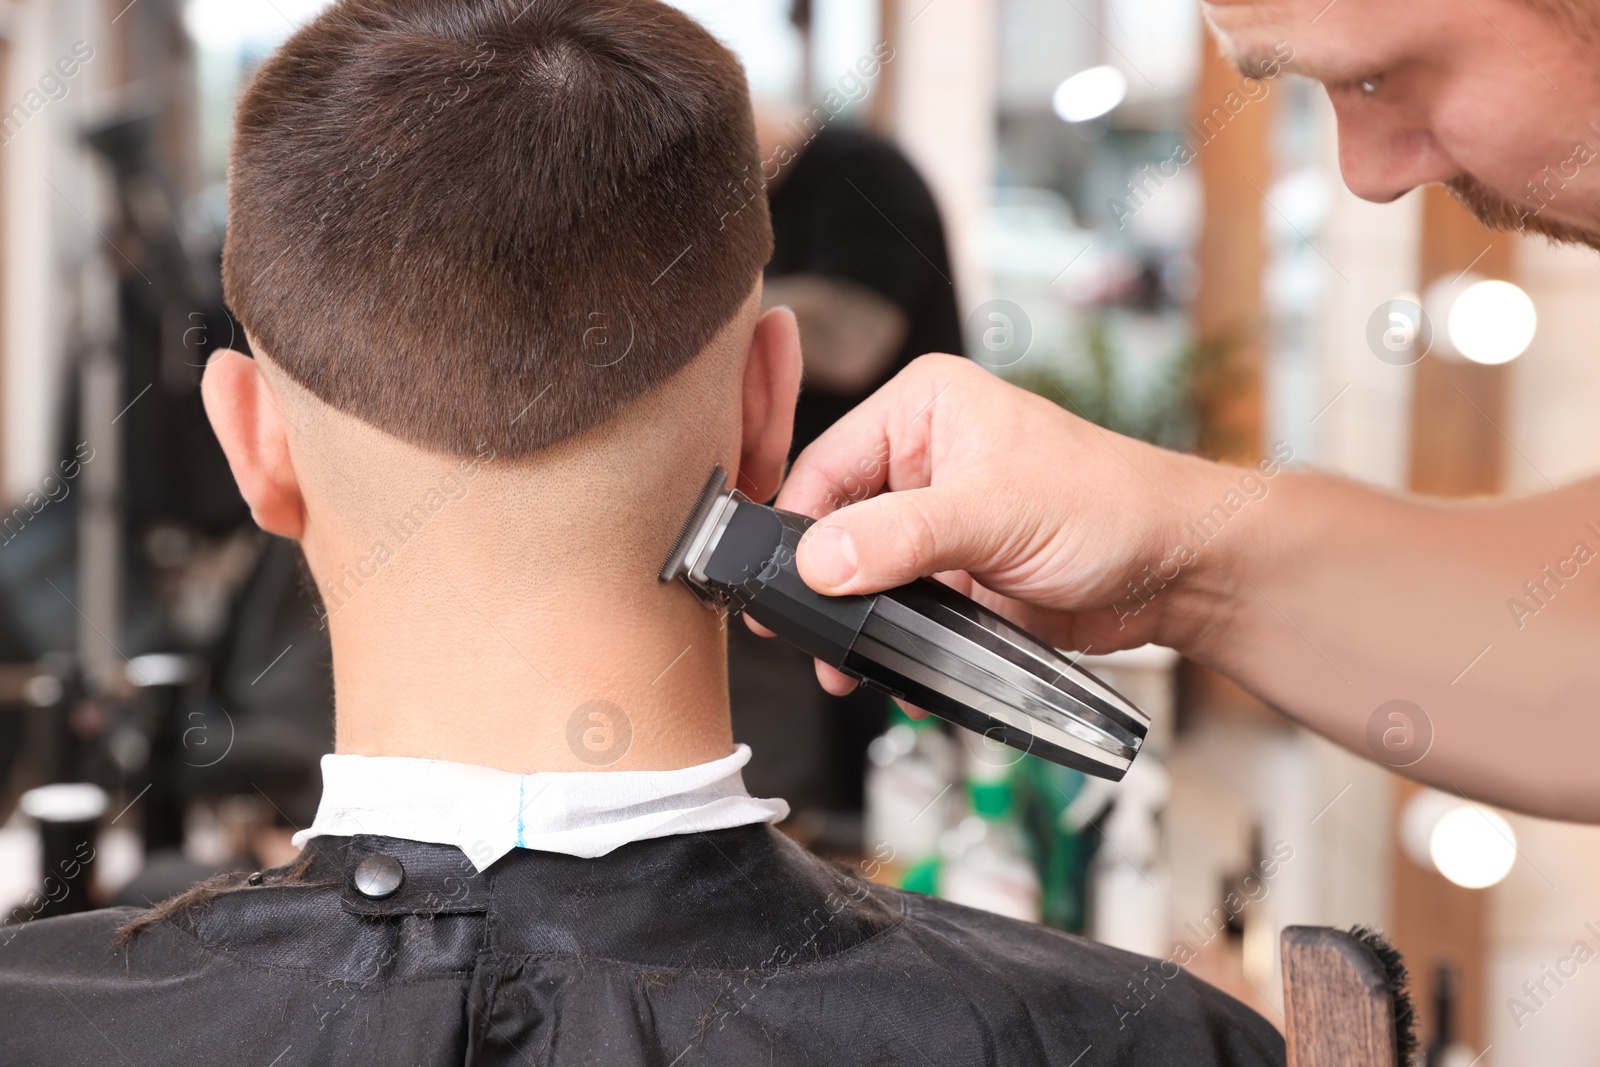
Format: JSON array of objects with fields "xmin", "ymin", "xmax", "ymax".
[
  {"xmin": 779, "ymin": 356, "xmax": 1600, "ymax": 820},
  {"xmin": 1179, "ymin": 469, "xmax": 1600, "ymax": 820}
]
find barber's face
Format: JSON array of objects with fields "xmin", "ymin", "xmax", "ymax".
[{"xmin": 1203, "ymin": 0, "xmax": 1600, "ymax": 249}]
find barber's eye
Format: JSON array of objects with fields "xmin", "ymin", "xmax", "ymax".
[
  {"xmin": 1337, "ymin": 74, "xmax": 1388, "ymax": 97},
  {"xmin": 1331, "ymin": 74, "xmax": 1384, "ymax": 97}
]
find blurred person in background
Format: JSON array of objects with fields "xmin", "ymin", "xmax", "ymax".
[{"xmin": 727, "ymin": 9, "xmax": 964, "ymax": 846}]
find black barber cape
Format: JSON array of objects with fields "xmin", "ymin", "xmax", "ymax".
[{"xmin": 0, "ymin": 825, "xmax": 1285, "ymax": 1065}]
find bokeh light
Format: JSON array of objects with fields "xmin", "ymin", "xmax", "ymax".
[
  {"xmin": 1447, "ymin": 279, "xmax": 1537, "ymax": 365},
  {"xmin": 1052, "ymin": 66, "xmax": 1128, "ymax": 124},
  {"xmin": 1429, "ymin": 805, "xmax": 1517, "ymax": 889}
]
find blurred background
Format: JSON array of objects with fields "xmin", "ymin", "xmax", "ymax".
[{"xmin": 0, "ymin": 1, "xmax": 1598, "ymax": 1063}]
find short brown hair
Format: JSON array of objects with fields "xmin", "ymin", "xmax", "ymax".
[{"xmin": 223, "ymin": 0, "xmax": 773, "ymax": 458}]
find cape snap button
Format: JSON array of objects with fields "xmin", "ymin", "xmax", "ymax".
[{"xmin": 352, "ymin": 854, "xmax": 405, "ymax": 899}]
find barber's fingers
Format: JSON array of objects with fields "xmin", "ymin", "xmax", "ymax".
[
  {"xmin": 810, "ymin": 657, "xmax": 930, "ymax": 720},
  {"xmin": 775, "ymin": 353, "xmax": 969, "ymax": 521},
  {"xmin": 793, "ymin": 484, "xmax": 996, "ymax": 597},
  {"xmin": 814, "ymin": 660, "xmax": 859, "ymax": 696}
]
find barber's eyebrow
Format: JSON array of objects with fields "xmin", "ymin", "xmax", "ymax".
[
  {"xmin": 1229, "ymin": 49, "xmax": 1346, "ymax": 83},
  {"xmin": 1232, "ymin": 53, "xmax": 1283, "ymax": 79}
]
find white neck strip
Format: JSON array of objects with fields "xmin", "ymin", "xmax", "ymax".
[{"xmin": 291, "ymin": 744, "xmax": 788, "ymax": 871}]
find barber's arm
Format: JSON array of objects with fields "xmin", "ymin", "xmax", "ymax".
[{"xmin": 771, "ymin": 354, "xmax": 1600, "ymax": 823}]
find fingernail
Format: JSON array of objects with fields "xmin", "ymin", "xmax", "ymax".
[{"xmin": 804, "ymin": 525, "xmax": 858, "ymax": 588}]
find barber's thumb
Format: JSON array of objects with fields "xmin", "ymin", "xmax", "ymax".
[{"xmin": 795, "ymin": 487, "xmax": 976, "ymax": 595}]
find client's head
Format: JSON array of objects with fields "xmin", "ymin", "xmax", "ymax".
[{"xmin": 201, "ymin": 0, "xmax": 801, "ymax": 768}]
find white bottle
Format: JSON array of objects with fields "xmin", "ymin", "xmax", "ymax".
[
  {"xmin": 864, "ymin": 706, "xmax": 956, "ymax": 867},
  {"xmin": 938, "ymin": 757, "xmax": 1041, "ymax": 924},
  {"xmin": 1088, "ymin": 755, "xmax": 1172, "ymax": 958}
]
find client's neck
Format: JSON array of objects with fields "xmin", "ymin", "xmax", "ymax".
[
  {"xmin": 325, "ymin": 562, "xmax": 735, "ymax": 774},
  {"xmin": 304, "ymin": 443, "xmax": 742, "ymax": 776}
]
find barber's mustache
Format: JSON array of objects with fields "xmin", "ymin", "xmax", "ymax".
[{"xmin": 1447, "ymin": 173, "xmax": 1600, "ymax": 251}]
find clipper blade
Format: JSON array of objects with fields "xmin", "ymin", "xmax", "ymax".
[{"xmin": 659, "ymin": 465, "xmax": 734, "ymax": 585}]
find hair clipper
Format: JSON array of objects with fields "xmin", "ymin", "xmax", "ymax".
[{"xmin": 659, "ymin": 465, "xmax": 1149, "ymax": 779}]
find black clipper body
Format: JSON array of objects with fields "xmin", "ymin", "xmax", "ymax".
[{"xmin": 659, "ymin": 466, "xmax": 1149, "ymax": 780}]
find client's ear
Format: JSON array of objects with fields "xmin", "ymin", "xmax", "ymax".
[
  {"xmin": 736, "ymin": 307, "xmax": 802, "ymax": 503},
  {"xmin": 200, "ymin": 350, "xmax": 307, "ymax": 539}
]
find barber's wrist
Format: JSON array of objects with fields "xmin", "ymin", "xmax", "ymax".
[{"xmin": 1147, "ymin": 450, "xmax": 1291, "ymax": 663}]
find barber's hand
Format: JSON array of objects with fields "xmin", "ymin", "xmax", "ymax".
[{"xmin": 756, "ymin": 354, "xmax": 1237, "ymax": 695}]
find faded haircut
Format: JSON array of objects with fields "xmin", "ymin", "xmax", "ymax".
[{"xmin": 222, "ymin": 0, "xmax": 773, "ymax": 458}]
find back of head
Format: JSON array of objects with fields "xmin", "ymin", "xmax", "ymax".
[{"xmin": 223, "ymin": 0, "xmax": 773, "ymax": 460}]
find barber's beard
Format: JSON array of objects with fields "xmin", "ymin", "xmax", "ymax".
[{"xmin": 1447, "ymin": 173, "xmax": 1600, "ymax": 252}]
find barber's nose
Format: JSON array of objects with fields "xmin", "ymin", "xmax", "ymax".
[{"xmin": 1332, "ymin": 106, "xmax": 1461, "ymax": 203}]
